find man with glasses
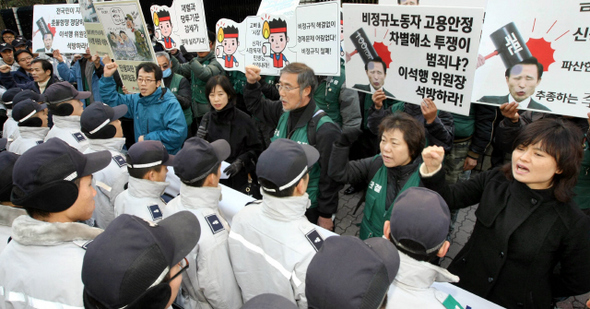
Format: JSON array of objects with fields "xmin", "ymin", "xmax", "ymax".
[
  {"xmin": 11, "ymin": 50, "xmax": 34, "ymax": 85},
  {"xmin": 243, "ymin": 63, "xmax": 341, "ymax": 231},
  {"xmin": 100, "ymin": 61, "xmax": 187, "ymax": 154},
  {"xmin": 1, "ymin": 29, "xmax": 16, "ymax": 45}
]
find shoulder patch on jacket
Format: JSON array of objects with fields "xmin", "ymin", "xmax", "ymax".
[
  {"xmin": 113, "ymin": 155, "xmax": 127, "ymax": 168},
  {"xmin": 35, "ymin": 140, "xmax": 43, "ymax": 145},
  {"xmin": 72, "ymin": 132, "xmax": 87, "ymax": 142},
  {"xmin": 305, "ymin": 229, "xmax": 324, "ymax": 252},
  {"xmin": 148, "ymin": 204, "xmax": 163, "ymax": 221},
  {"xmin": 205, "ymin": 214, "xmax": 225, "ymax": 234},
  {"xmin": 73, "ymin": 239, "xmax": 93, "ymax": 250}
]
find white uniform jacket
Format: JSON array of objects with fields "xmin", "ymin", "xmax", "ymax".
[
  {"xmin": 84, "ymin": 137, "xmax": 128, "ymax": 229},
  {"xmin": 8, "ymin": 127, "xmax": 49, "ymax": 155},
  {"xmin": 44, "ymin": 115, "xmax": 89, "ymax": 152},
  {"xmin": 114, "ymin": 177, "xmax": 170, "ymax": 222},
  {"xmin": 0, "ymin": 205, "xmax": 26, "ymax": 254},
  {"xmin": 228, "ymin": 192, "xmax": 323, "ymax": 309},
  {"xmin": 167, "ymin": 184, "xmax": 242, "ymax": 309},
  {"xmin": 386, "ymin": 252, "xmax": 460, "ymax": 308},
  {"xmin": 0, "ymin": 215, "xmax": 102, "ymax": 309},
  {"xmin": 3, "ymin": 111, "xmax": 20, "ymax": 148}
]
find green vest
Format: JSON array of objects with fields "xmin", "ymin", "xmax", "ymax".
[
  {"xmin": 191, "ymin": 59, "xmax": 211, "ymax": 118},
  {"xmin": 228, "ymin": 71, "xmax": 248, "ymax": 95},
  {"xmin": 270, "ymin": 107, "xmax": 333, "ymax": 209},
  {"xmin": 360, "ymin": 156, "xmax": 421, "ymax": 239},
  {"xmin": 169, "ymin": 73, "xmax": 193, "ymax": 127},
  {"xmin": 314, "ymin": 62, "xmax": 346, "ymax": 126}
]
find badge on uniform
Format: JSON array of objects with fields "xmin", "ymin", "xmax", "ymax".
[
  {"xmin": 148, "ymin": 205, "xmax": 163, "ymax": 221},
  {"xmin": 35, "ymin": 140, "xmax": 43, "ymax": 145},
  {"xmin": 72, "ymin": 132, "xmax": 87, "ymax": 142},
  {"xmin": 205, "ymin": 214, "xmax": 225, "ymax": 234},
  {"xmin": 113, "ymin": 155, "xmax": 127, "ymax": 168},
  {"xmin": 305, "ymin": 229, "xmax": 324, "ymax": 252}
]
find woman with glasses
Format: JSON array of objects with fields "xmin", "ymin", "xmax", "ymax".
[{"xmin": 197, "ymin": 75, "xmax": 263, "ymax": 197}]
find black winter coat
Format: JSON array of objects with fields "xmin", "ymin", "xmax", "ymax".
[{"xmin": 422, "ymin": 167, "xmax": 590, "ymax": 309}]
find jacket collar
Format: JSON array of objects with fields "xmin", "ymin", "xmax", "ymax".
[
  {"xmin": 179, "ymin": 183, "xmax": 222, "ymax": 210},
  {"xmin": 261, "ymin": 191, "xmax": 310, "ymax": 221},
  {"xmin": 17, "ymin": 126, "xmax": 49, "ymax": 139},
  {"xmin": 196, "ymin": 50, "xmax": 215, "ymax": 62},
  {"xmin": 394, "ymin": 252, "xmax": 459, "ymax": 289},
  {"xmin": 128, "ymin": 177, "xmax": 169, "ymax": 199},
  {"xmin": 289, "ymin": 99, "xmax": 317, "ymax": 132},
  {"xmin": 88, "ymin": 137, "xmax": 126, "ymax": 153},
  {"xmin": 138, "ymin": 87, "xmax": 166, "ymax": 105},
  {"xmin": 52, "ymin": 115, "xmax": 82, "ymax": 129},
  {"xmin": 0, "ymin": 205, "xmax": 27, "ymax": 227},
  {"xmin": 11, "ymin": 215, "xmax": 102, "ymax": 246}
]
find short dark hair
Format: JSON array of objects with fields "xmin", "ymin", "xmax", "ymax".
[
  {"xmin": 501, "ymin": 118, "xmax": 583, "ymax": 203},
  {"xmin": 181, "ymin": 163, "xmax": 221, "ymax": 188},
  {"xmin": 21, "ymin": 178, "xmax": 80, "ymax": 218},
  {"xmin": 378, "ymin": 113, "xmax": 425, "ymax": 161},
  {"xmin": 136, "ymin": 62, "xmax": 162, "ymax": 81},
  {"xmin": 365, "ymin": 57, "xmax": 387, "ymax": 75},
  {"xmin": 207, "ymin": 30, "xmax": 215, "ymax": 45},
  {"xmin": 223, "ymin": 25, "xmax": 239, "ymax": 37},
  {"xmin": 32, "ymin": 59, "xmax": 53, "ymax": 76},
  {"xmin": 206, "ymin": 75, "xmax": 235, "ymax": 105},
  {"xmin": 157, "ymin": 10, "xmax": 172, "ymax": 25},
  {"xmin": 505, "ymin": 57, "xmax": 543, "ymax": 79},
  {"xmin": 268, "ymin": 18, "xmax": 287, "ymax": 33},
  {"xmin": 15, "ymin": 49, "xmax": 33, "ymax": 61},
  {"xmin": 390, "ymin": 238, "xmax": 440, "ymax": 262},
  {"xmin": 280, "ymin": 63, "xmax": 317, "ymax": 98},
  {"xmin": 127, "ymin": 161, "xmax": 165, "ymax": 180},
  {"xmin": 258, "ymin": 173, "xmax": 308, "ymax": 198}
]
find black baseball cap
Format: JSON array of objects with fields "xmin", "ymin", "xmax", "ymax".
[
  {"xmin": 11, "ymin": 38, "xmax": 26, "ymax": 48},
  {"xmin": 12, "ymin": 99, "xmax": 47, "ymax": 123},
  {"xmin": 1, "ymin": 29, "xmax": 16, "ymax": 37},
  {"xmin": 174, "ymin": 137, "xmax": 230, "ymax": 184},
  {"xmin": 0, "ymin": 151, "xmax": 19, "ymax": 202},
  {"xmin": 11, "ymin": 138, "xmax": 111, "ymax": 212},
  {"xmin": 306, "ymin": 236, "xmax": 400, "ymax": 309},
  {"xmin": 80, "ymin": 102, "xmax": 127, "ymax": 137},
  {"xmin": 2, "ymin": 87, "xmax": 22, "ymax": 106},
  {"xmin": 127, "ymin": 140, "xmax": 174, "ymax": 169},
  {"xmin": 256, "ymin": 138, "xmax": 319, "ymax": 193},
  {"xmin": 13, "ymin": 89, "xmax": 41, "ymax": 105},
  {"xmin": 44, "ymin": 81, "xmax": 91, "ymax": 104},
  {"xmin": 388, "ymin": 187, "xmax": 451, "ymax": 255},
  {"xmin": 82, "ymin": 212, "xmax": 201, "ymax": 309},
  {"xmin": 241, "ymin": 294, "xmax": 298, "ymax": 309},
  {"xmin": 0, "ymin": 42, "xmax": 13, "ymax": 53}
]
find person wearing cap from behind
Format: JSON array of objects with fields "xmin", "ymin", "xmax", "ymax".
[
  {"xmin": 81, "ymin": 102, "xmax": 129, "ymax": 228},
  {"xmin": 168, "ymin": 137, "xmax": 242, "ymax": 309},
  {"xmin": 44, "ymin": 81, "xmax": 91, "ymax": 151},
  {"xmin": 11, "ymin": 38, "xmax": 27, "ymax": 52},
  {"xmin": 0, "ymin": 138, "xmax": 110, "ymax": 308},
  {"xmin": 82, "ymin": 212, "xmax": 201, "ymax": 309},
  {"xmin": 0, "ymin": 151, "xmax": 26, "ymax": 253},
  {"xmin": 0, "ymin": 42, "xmax": 18, "ymax": 72},
  {"xmin": 382, "ymin": 187, "xmax": 460, "ymax": 308},
  {"xmin": 306, "ymin": 236, "xmax": 400, "ymax": 309},
  {"xmin": 228, "ymin": 138, "xmax": 326, "ymax": 308},
  {"xmin": 8, "ymin": 98, "xmax": 49, "ymax": 154},
  {"xmin": 1, "ymin": 87, "xmax": 22, "ymax": 145},
  {"xmin": 114, "ymin": 140, "xmax": 174, "ymax": 222}
]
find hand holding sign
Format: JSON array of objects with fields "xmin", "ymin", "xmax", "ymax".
[
  {"xmin": 53, "ymin": 50, "xmax": 64, "ymax": 63},
  {"xmin": 500, "ymin": 102, "xmax": 520, "ymax": 123},
  {"xmin": 372, "ymin": 89, "xmax": 387, "ymax": 110},
  {"xmin": 421, "ymin": 98, "xmax": 438, "ymax": 125}
]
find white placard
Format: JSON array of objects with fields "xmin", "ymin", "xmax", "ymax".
[
  {"xmin": 32, "ymin": 4, "xmax": 88, "ymax": 54},
  {"xmin": 150, "ymin": 0, "xmax": 209, "ymax": 52}
]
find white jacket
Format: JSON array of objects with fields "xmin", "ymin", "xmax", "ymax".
[
  {"xmin": 84, "ymin": 137, "xmax": 128, "ymax": 229},
  {"xmin": 2, "ymin": 111, "xmax": 19, "ymax": 147},
  {"xmin": 0, "ymin": 215, "xmax": 102, "ymax": 309},
  {"xmin": 114, "ymin": 177, "xmax": 170, "ymax": 222},
  {"xmin": 168, "ymin": 184, "xmax": 242, "ymax": 309},
  {"xmin": 228, "ymin": 192, "xmax": 323, "ymax": 309},
  {"xmin": 8, "ymin": 127, "xmax": 49, "ymax": 155},
  {"xmin": 386, "ymin": 252, "xmax": 460, "ymax": 308},
  {"xmin": 0, "ymin": 205, "xmax": 27, "ymax": 254},
  {"xmin": 44, "ymin": 115, "xmax": 89, "ymax": 152}
]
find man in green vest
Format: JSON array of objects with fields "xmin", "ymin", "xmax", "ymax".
[
  {"xmin": 243, "ymin": 63, "xmax": 342, "ymax": 231},
  {"xmin": 170, "ymin": 31, "xmax": 224, "ymax": 134},
  {"xmin": 157, "ymin": 51, "xmax": 192, "ymax": 137}
]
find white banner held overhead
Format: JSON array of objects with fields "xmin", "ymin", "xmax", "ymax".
[
  {"xmin": 150, "ymin": 0, "xmax": 209, "ymax": 52},
  {"xmin": 33, "ymin": 4, "xmax": 88, "ymax": 54}
]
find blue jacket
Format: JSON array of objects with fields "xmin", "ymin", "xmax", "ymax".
[
  {"xmin": 99, "ymin": 76, "xmax": 187, "ymax": 154},
  {"xmin": 11, "ymin": 67, "xmax": 33, "ymax": 85},
  {"xmin": 57, "ymin": 59, "xmax": 102, "ymax": 105}
]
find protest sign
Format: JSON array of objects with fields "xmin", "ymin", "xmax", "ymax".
[
  {"xmin": 150, "ymin": 0, "xmax": 209, "ymax": 52},
  {"xmin": 379, "ymin": 0, "xmax": 487, "ymax": 8},
  {"xmin": 32, "ymin": 4, "xmax": 88, "ymax": 54},
  {"xmin": 79, "ymin": 0, "xmax": 109, "ymax": 56},
  {"xmin": 215, "ymin": 2, "xmax": 340, "ymax": 76},
  {"xmin": 257, "ymin": 0, "xmax": 299, "ymax": 17},
  {"xmin": 343, "ymin": 4, "xmax": 484, "ymax": 116},
  {"xmin": 472, "ymin": 0, "xmax": 590, "ymax": 117},
  {"xmin": 93, "ymin": 0, "xmax": 156, "ymax": 93}
]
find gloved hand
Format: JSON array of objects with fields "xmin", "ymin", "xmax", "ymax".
[
  {"xmin": 196, "ymin": 125, "xmax": 207, "ymax": 139},
  {"xmin": 337, "ymin": 127, "xmax": 363, "ymax": 147},
  {"xmin": 223, "ymin": 159, "xmax": 244, "ymax": 178}
]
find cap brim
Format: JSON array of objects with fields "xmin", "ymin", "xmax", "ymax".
[
  {"xmin": 74, "ymin": 91, "xmax": 92, "ymax": 100},
  {"xmin": 162, "ymin": 154, "xmax": 175, "ymax": 166},
  {"xmin": 110, "ymin": 104, "xmax": 128, "ymax": 121},
  {"xmin": 364, "ymin": 237, "xmax": 400, "ymax": 283},
  {"xmin": 211, "ymin": 139, "xmax": 231, "ymax": 162},
  {"xmin": 35, "ymin": 103, "xmax": 47, "ymax": 112},
  {"xmin": 157, "ymin": 211, "xmax": 201, "ymax": 266},
  {"xmin": 299, "ymin": 144, "xmax": 320, "ymax": 168},
  {"xmin": 81, "ymin": 150, "xmax": 112, "ymax": 177}
]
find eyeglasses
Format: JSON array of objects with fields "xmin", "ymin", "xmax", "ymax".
[
  {"xmin": 275, "ymin": 83, "xmax": 300, "ymax": 92},
  {"xmin": 2, "ymin": 36, "xmax": 14, "ymax": 40},
  {"xmin": 137, "ymin": 77, "xmax": 156, "ymax": 84},
  {"xmin": 168, "ymin": 257, "xmax": 189, "ymax": 282},
  {"xmin": 18, "ymin": 57, "xmax": 33, "ymax": 62}
]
